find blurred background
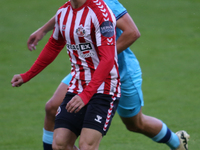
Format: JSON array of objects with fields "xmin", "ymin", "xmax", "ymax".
[{"xmin": 0, "ymin": 0, "xmax": 200, "ymax": 149}]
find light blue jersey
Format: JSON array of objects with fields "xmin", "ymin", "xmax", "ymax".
[
  {"xmin": 62, "ymin": 0, "xmax": 144, "ymax": 117},
  {"xmin": 104, "ymin": 0, "xmax": 140, "ymax": 82}
]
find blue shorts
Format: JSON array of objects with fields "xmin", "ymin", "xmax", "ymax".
[
  {"xmin": 61, "ymin": 70, "xmax": 144, "ymax": 118},
  {"xmin": 61, "ymin": 73, "xmax": 72, "ymax": 85},
  {"xmin": 117, "ymin": 68, "xmax": 144, "ymax": 118}
]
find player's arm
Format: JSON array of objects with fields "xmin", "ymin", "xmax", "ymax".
[
  {"xmin": 11, "ymin": 35, "xmax": 66, "ymax": 87},
  {"xmin": 27, "ymin": 16, "xmax": 56, "ymax": 51},
  {"xmin": 116, "ymin": 13, "xmax": 140, "ymax": 54}
]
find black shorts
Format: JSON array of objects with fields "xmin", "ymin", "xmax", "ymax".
[{"xmin": 54, "ymin": 92, "xmax": 119, "ymax": 137}]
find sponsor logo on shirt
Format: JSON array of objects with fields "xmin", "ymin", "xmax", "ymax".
[
  {"xmin": 100, "ymin": 21, "xmax": 114, "ymax": 37},
  {"xmin": 67, "ymin": 44, "xmax": 80, "ymax": 50},
  {"xmin": 80, "ymin": 51, "xmax": 95, "ymax": 58},
  {"xmin": 66, "ymin": 43, "xmax": 92, "ymax": 51},
  {"xmin": 67, "ymin": 43, "xmax": 94, "ymax": 58},
  {"xmin": 79, "ymin": 43, "xmax": 92, "ymax": 51}
]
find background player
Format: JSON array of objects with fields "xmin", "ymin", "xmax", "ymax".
[{"xmin": 15, "ymin": 0, "xmax": 190, "ymax": 150}]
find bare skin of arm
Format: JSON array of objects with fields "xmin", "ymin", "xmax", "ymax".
[
  {"xmin": 27, "ymin": 16, "xmax": 55, "ymax": 51},
  {"xmin": 27, "ymin": 13, "xmax": 140, "ymax": 53},
  {"xmin": 116, "ymin": 13, "xmax": 141, "ymax": 54}
]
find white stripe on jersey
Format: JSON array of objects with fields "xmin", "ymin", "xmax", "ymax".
[
  {"xmin": 89, "ymin": 8, "xmax": 101, "ymax": 47},
  {"xmin": 73, "ymin": 9, "xmax": 84, "ymax": 42},
  {"xmin": 53, "ymin": 8, "xmax": 63, "ymax": 40}
]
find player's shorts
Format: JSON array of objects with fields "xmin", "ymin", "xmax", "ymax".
[
  {"xmin": 117, "ymin": 68, "xmax": 144, "ymax": 118},
  {"xmin": 54, "ymin": 92, "xmax": 119, "ymax": 137}
]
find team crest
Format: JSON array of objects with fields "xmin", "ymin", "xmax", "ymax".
[
  {"xmin": 76, "ymin": 24, "xmax": 85, "ymax": 37},
  {"xmin": 62, "ymin": 25, "xmax": 66, "ymax": 31}
]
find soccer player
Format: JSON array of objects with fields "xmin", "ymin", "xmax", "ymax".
[
  {"xmin": 15, "ymin": 0, "xmax": 190, "ymax": 150},
  {"xmin": 11, "ymin": 0, "xmax": 121, "ymax": 150}
]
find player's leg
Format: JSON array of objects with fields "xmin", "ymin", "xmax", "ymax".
[
  {"xmin": 118, "ymin": 68, "xmax": 186, "ymax": 149},
  {"xmin": 52, "ymin": 128, "xmax": 78, "ymax": 150},
  {"xmin": 120, "ymin": 110, "xmax": 186, "ymax": 149},
  {"xmin": 79, "ymin": 128, "xmax": 102, "ymax": 150},
  {"xmin": 43, "ymin": 82, "xmax": 68, "ymax": 149},
  {"xmin": 119, "ymin": 109, "xmax": 180, "ymax": 149},
  {"xmin": 79, "ymin": 94, "xmax": 119, "ymax": 150},
  {"xmin": 43, "ymin": 74, "xmax": 72, "ymax": 150},
  {"xmin": 120, "ymin": 107, "xmax": 163, "ymax": 137},
  {"xmin": 53, "ymin": 92, "xmax": 86, "ymax": 150}
]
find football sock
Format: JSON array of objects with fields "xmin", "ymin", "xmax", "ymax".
[
  {"xmin": 151, "ymin": 122, "xmax": 180, "ymax": 149},
  {"xmin": 43, "ymin": 142, "xmax": 53, "ymax": 150},
  {"xmin": 43, "ymin": 128, "xmax": 53, "ymax": 150}
]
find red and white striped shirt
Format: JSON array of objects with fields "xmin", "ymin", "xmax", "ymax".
[{"xmin": 21, "ymin": 0, "xmax": 120, "ymax": 104}]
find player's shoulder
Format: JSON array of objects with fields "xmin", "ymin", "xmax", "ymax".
[
  {"xmin": 58, "ymin": 1, "xmax": 70, "ymax": 10},
  {"xmin": 88, "ymin": 0, "xmax": 116, "ymax": 23},
  {"xmin": 55, "ymin": 1, "xmax": 71, "ymax": 18},
  {"xmin": 88, "ymin": 0, "xmax": 113, "ymax": 14}
]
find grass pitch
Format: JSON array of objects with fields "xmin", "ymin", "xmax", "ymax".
[{"xmin": 1, "ymin": 0, "xmax": 200, "ymax": 149}]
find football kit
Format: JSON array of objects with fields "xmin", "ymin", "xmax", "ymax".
[{"xmin": 62, "ymin": 0, "xmax": 144, "ymax": 118}]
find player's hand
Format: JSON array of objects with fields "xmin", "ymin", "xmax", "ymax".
[
  {"xmin": 11, "ymin": 74, "xmax": 24, "ymax": 87},
  {"xmin": 27, "ymin": 29, "xmax": 45, "ymax": 51},
  {"xmin": 66, "ymin": 95, "xmax": 85, "ymax": 113}
]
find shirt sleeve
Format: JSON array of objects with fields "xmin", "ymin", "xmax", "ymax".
[{"xmin": 20, "ymin": 35, "xmax": 66, "ymax": 83}]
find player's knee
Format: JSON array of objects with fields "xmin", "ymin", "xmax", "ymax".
[
  {"xmin": 124, "ymin": 116, "xmax": 145, "ymax": 133},
  {"xmin": 52, "ymin": 140, "xmax": 65, "ymax": 150},
  {"xmin": 126, "ymin": 122, "xmax": 144, "ymax": 133},
  {"xmin": 79, "ymin": 140, "xmax": 96, "ymax": 150},
  {"xmin": 79, "ymin": 144, "xmax": 92, "ymax": 150},
  {"xmin": 79, "ymin": 141, "xmax": 87, "ymax": 150},
  {"xmin": 45, "ymin": 99, "xmax": 58, "ymax": 115},
  {"xmin": 52, "ymin": 138, "xmax": 74, "ymax": 150}
]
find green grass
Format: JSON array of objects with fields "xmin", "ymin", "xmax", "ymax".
[{"xmin": 1, "ymin": 0, "xmax": 200, "ymax": 149}]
